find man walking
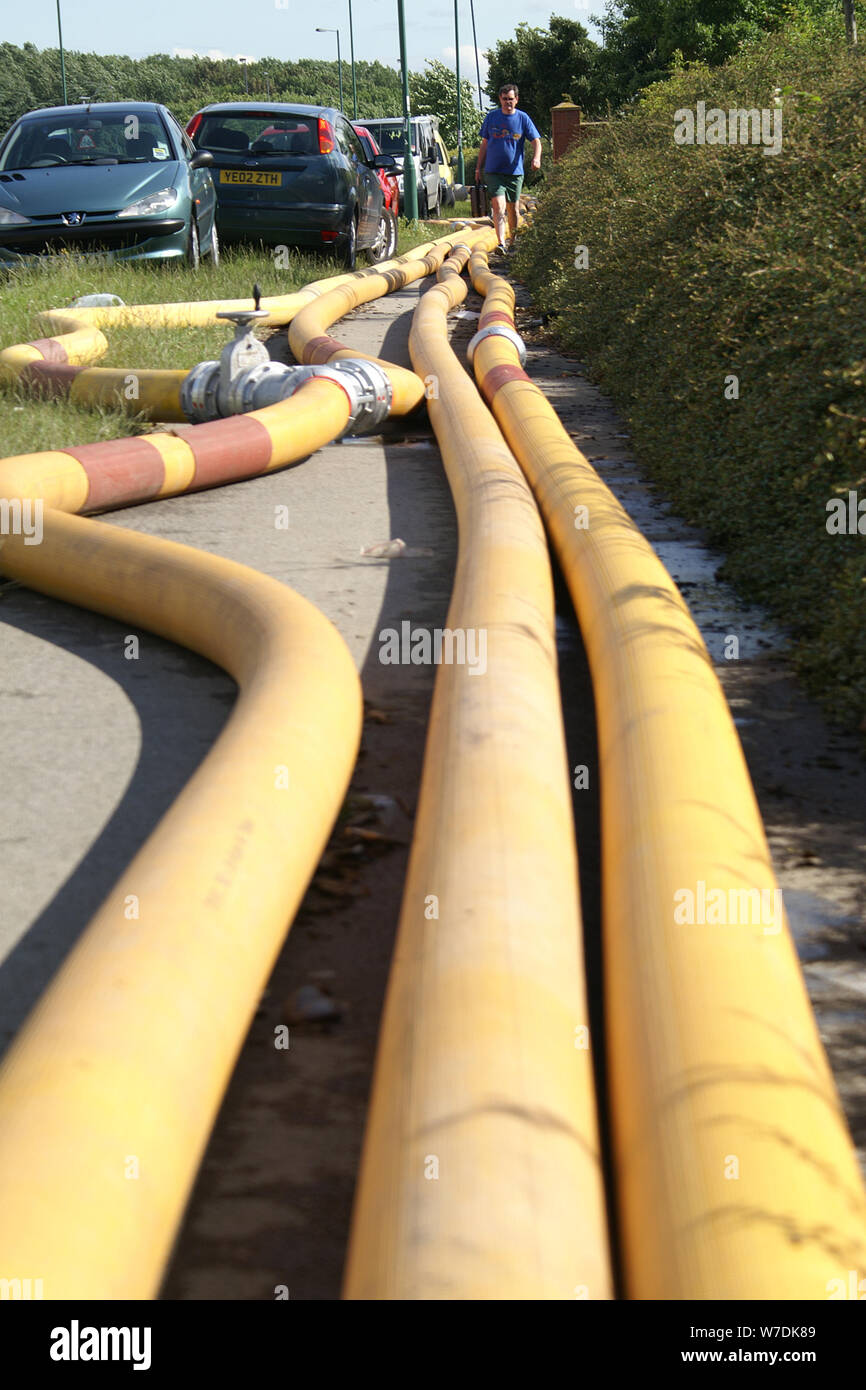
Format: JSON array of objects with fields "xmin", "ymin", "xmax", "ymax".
[{"xmin": 476, "ymin": 83, "xmax": 542, "ymax": 254}]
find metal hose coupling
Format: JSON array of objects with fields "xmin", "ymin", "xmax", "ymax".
[
  {"xmin": 466, "ymin": 323, "xmax": 527, "ymax": 367},
  {"xmin": 277, "ymin": 361, "xmax": 393, "ymax": 436},
  {"xmin": 180, "ymin": 284, "xmax": 392, "ymax": 433},
  {"xmin": 181, "ymin": 358, "xmax": 393, "ymax": 436}
]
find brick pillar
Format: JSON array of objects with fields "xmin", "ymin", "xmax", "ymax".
[{"xmin": 551, "ymin": 99, "xmax": 581, "ymax": 161}]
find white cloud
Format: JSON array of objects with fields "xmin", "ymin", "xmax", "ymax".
[
  {"xmin": 171, "ymin": 47, "xmax": 247, "ymax": 61},
  {"xmin": 440, "ymin": 44, "xmax": 489, "ymax": 80}
]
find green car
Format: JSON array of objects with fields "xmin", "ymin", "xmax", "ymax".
[
  {"xmin": 0, "ymin": 101, "xmax": 218, "ymax": 268},
  {"xmin": 187, "ymin": 102, "xmax": 397, "ymax": 270}
]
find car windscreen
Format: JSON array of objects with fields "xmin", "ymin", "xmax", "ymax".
[
  {"xmin": 362, "ymin": 123, "xmax": 416, "ymax": 156},
  {"xmin": 0, "ymin": 112, "xmax": 174, "ymax": 170},
  {"xmin": 194, "ymin": 115, "xmax": 318, "ymax": 156}
]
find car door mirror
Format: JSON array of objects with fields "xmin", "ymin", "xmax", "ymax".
[
  {"xmin": 189, "ymin": 149, "xmax": 214, "ymax": 169},
  {"xmin": 372, "ymin": 153, "xmax": 397, "ymax": 170}
]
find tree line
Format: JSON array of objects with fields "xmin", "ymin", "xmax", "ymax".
[
  {"xmin": 0, "ymin": 45, "xmax": 409, "ymax": 134},
  {"xmin": 0, "ymin": 4, "xmax": 851, "ymax": 141}
]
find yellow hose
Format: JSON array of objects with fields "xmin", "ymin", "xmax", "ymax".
[
  {"xmin": 343, "ymin": 234, "xmax": 613, "ymax": 1300},
  {"xmin": 289, "ymin": 228, "xmax": 492, "ymax": 414},
  {"xmin": 0, "ymin": 375, "xmax": 352, "ymax": 513},
  {"xmin": 0, "ymin": 270, "xmax": 363, "ymax": 382},
  {"xmin": 467, "ymin": 251, "xmax": 866, "ymax": 1298},
  {"xmin": 0, "ymin": 235, "xmax": 481, "ymax": 416},
  {"xmin": 0, "ymin": 512, "xmax": 362, "ymax": 1298},
  {"xmin": 0, "ymin": 238, "xmax": 480, "ymax": 1296}
]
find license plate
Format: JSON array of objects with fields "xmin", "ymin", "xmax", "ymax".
[{"xmin": 220, "ymin": 170, "xmax": 282, "ymax": 186}]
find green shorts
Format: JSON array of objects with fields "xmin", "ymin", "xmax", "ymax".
[{"xmin": 484, "ymin": 172, "xmax": 524, "ymax": 203}]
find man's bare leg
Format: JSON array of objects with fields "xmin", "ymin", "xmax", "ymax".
[
  {"xmin": 490, "ymin": 194, "xmax": 508, "ymax": 248},
  {"xmin": 505, "ymin": 200, "xmax": 520, "ymax": 244}
]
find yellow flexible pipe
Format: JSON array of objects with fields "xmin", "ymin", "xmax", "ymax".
[
  {"xmin": 0, "ymin": 374, "xmax": 352, "ymax": 513},
  {"xmin": 0, "ymin": 511, "xmax": 362, "ymax": 1298},
  {"xmin": 289, "ymin": 227, "xmax": 491, "ymax": 415},
  {"xmin": 0, "ymin": 238, "xmax": 482, "ymax": 1296},
  {"xmin": 343, "ymin": 235, "xmax": 613, "ymax": 1300},
  {"xmin": 467, "ymin": 251, "xmax": 866, "ymax": 1298},
  {"xmin": 0, "ymin": 233, "xmax": 484, "ymax": 416},
  {"xmin": 0, "ymin": 269, "xmax": 369, "ymax": 381}
]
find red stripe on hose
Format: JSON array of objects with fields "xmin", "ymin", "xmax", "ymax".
[
  {"xmin": 30, "ymin": 337, "xmax": 69, "ymax": 364},
  {"xmin": 185, "ymin": 414, "xmax": 273, "ymax": 489},
  {"xmin": 19, "ymin": 363, "xmax": 85, "ymax": 398},
  {"xmin": 479, "ymin": 310, "xmax": 514, "ymax": 329},
  {"xmin": 63, "ymin": 438, "xmax": 167, "ymax": 510},
  {"xmin": 479, "ymin": 362, "xmax": 531, "ymax": 407},
  {"xmin": 303, "ymin": 334, "xmax": 343, "ymax": 364}
]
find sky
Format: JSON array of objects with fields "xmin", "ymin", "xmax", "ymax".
[{"xmin": 9, "ymin": 1, "xmax": 602, "ymax": 91}]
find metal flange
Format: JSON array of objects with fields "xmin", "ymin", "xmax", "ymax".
[
  {"xmin": 180, "ymin": 360, "xmax": 221, "ymax": 423},
  {"xmin": 181, "ymin": 357, "xmax": 393, "ymax": 435},
  {"xmin": 466, "ymin": 323, "xmax": 527, "ymax": 367},
  {"xmin": 279, "ymin": 360, "xmax": 393, "ymax": 436}
]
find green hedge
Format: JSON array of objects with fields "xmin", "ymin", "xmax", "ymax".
[{"xmin": 515, "ymin": 25, "xmax": 866, "ymax": 727}]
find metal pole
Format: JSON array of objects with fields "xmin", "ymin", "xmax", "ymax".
[
  {"xmin": 348, "ymin": 0, "xmax": 358, "ymax": 118},
  {"xmin": 469, "ymin": 0, "xmax": 482, "ymax": 112},
  {"xmin": 56, "ymin": 0, "xmax": 68, "ymax": 105},
  {"xmin": 317, "ymin": 28, "xmax": 344, "ymax": 113},
  {"xmin": 454, "ymin": 0, "xmax": 465, "ymax": 184},
  {"xmin": 396, "ymin": 0, "xmax": 418, "ymax": 219}
]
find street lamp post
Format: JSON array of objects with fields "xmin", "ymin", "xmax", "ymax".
[
  {"xmin": 469, "ymin": 0, "xmax": 483, "ymax": 113},
  {"xmin": 317, "ymin": 28, "xmax": 343, "ymax": 113},
  {"xmin": 396, "ymin": 0, "xmax": 418, "ymax": 220},
  {"xmin": 56, "ymin": 0, "xmax": 68, "ymax": 105},
  {"xmin": 348, "ymin": 0, "xmax": 358, "ymax": 119},
  {"xmin": 454, "ymin": 0, "xmax": 465, "ymax": 184}
]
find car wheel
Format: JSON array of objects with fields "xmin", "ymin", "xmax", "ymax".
[
  {"xmin": 366, "ymin": 207, "xmax": 397, "ymax": 264},
  {"xmin": 208, "ymin": 221, "xmax": 220, "ymax": 267},
  {"xmin": 338, "ymin": 212, "xmax": 357, "ymax": 271},
  {"xmin": 186, "ymin": 219, "xmax": 200, "ymax": 270},
  {"xmin": 446, "ymin": 184, "xmax": 456, "ymax": 208}
]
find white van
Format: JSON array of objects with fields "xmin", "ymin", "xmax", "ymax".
[{"xmin": 355, "ymin": 115, "xmax": 442, "ymax": 217}]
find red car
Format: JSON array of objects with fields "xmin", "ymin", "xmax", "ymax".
[{"xmin": 353, "ymin": 124, "xmax": 398, "ymax": 257}]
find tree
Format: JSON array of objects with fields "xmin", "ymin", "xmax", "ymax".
[
  {"xmin": 0, "ymin": 51, "xmax": 35, "ymax": 131},
  {"xmin": 0, "ymin": 44, "xmax": 406, "ymax": 130},
  {"xmin": 409, "ymin": 58, "xmax": 479, "ymax": 148},
  {"xmin": 484, "ymin": 16, "xmax": 599, "ymax": 132},
  {"xmin": 591, "ymin": 0, "xmax": 844, "ymax": 105}
]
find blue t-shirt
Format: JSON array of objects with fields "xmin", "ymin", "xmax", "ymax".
[{"xmin": 479, "ymin": 108, "xmax": 540, "ymax": 176}]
